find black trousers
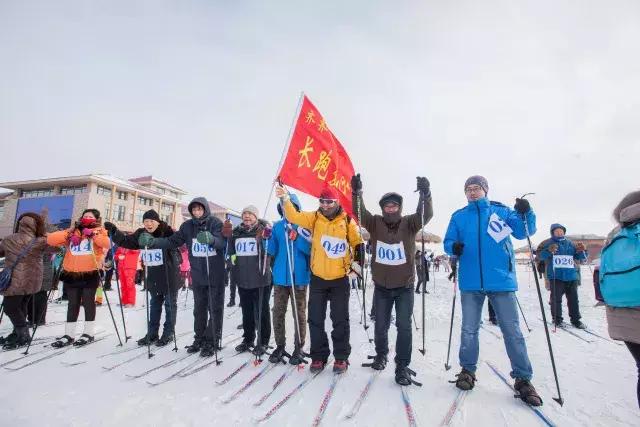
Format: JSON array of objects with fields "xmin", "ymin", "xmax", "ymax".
[
  {"xmin": 192, "ymin": 285, "xmax": 225, "ymax": 344},
  {"xmin": 238, "ymin": 286, "xmax": 272, "ymax": 346},
  {"xmin": 550, "ymin": 279, "xmax": 581, "ymax": 324},
  {"xmin": 26, "ymin": 290, "xmax": 48, "ymax": 325},
  {"xmin": 102, "ymin": 268, "xmax": 114, "ymax": 290},
  {"xmin": 374, "ymin": 285, "xmax": 414, "ymax": 367},
  {"xmin": 3, "ymin": 295, "xmax": 30, "ymax": 329},
  {"xmin": 308, "ymin": 275, "xmax": 351, "ymax": 362},
  {"xmin": 625, "ymin": 341, "xmax": 640, "ymax": 409},
  {"xmin": 66, "ymin": 287, "xmax": 97, "ymax": 322}
]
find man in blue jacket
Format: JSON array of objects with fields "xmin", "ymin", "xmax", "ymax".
[
  {"xmin": 444, "ymin": 175, "xmax": 542, "ymax": 406},
  {"xmin": 267, "ymin": 194, "xmax": 311, "ymax": 365},
  {"xmin": 538, "ymin": 224, "xmax": 587, "ymax": 328}
]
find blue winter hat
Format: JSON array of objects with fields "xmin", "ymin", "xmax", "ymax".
[
  {"xmin": 464, "ymin": 175, "xmax": 489, "ymax": 194},
  {"xmin": 550, "ymin": 223, "xmax": 566, "ymax": 235}
]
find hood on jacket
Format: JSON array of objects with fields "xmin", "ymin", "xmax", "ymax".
[
  {"xmin": 188, "ymin": 197, "xmax": 211, "ymax": 220},
  {"xmin": 17, "ymin": 215, "xmax": 37, "ymax": 236},
  {"xmin": 277, "ymin": 193, "xmax": 302, "ymax": 217}
]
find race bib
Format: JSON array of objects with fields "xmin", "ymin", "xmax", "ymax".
[
  {"xmin": 70, "ymin": 239, "xmax": 92, "ymax": 256},
  {"xmin": 553, "ymin": 255, "xmax": 575, "ymax": 269},
  {"xmin": 140, "ymin": 249, "xmax": 164, "ymax": 266},
  {"xmin": 298, "ymin": 227, "xmax": 312, "ymax": 242},
  {"xmin": 235, "ymin": 237, "xmax": 258, "ymax": 256},
  {"xmin": 191, "ymin": 238, "xmax": 216, "ymax": 257},
  {"xmin": 375, "ymin": 241, "xmax": 407, "ymax": 266},
  {"xmin": 320, "ymin": 235, "xmax": 348, "ymax": 259},
  {"xmin": 487, "ymin": 213, "xmax": 513, "ymax": 243}
]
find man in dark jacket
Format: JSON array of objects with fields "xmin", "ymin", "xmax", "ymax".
[
  {"xmin": 138, "ymin": 198, "xmax": 225, "ymax": 357},
  {"xmin": 105, "ymin": 209, "xmax": 182, "ymax": 347},
  {"xmin": 352, "ymin": 174, "xmax": 433, "ymax": 385},
  {"xmin": 225, "ymin": 205, "xmax": 272, "ymax": 355}
]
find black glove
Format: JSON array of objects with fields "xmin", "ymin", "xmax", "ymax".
[
  {"xmin": 452, "ymin": 242, "xmax": 464, "ymax": 256},
  {"xmin": 416, "ymin": 177, "xmax": 430, "ymax": 196},
  {"xmin": 448, "ymin": 262, "xmax": 458, "ymax": 281},
  {"xmin": 104, "ymin": 222, "xmax": 117, "ymax": 235},
  {"xmin": 351, "ymin": 173, "xmax": 362, "ymax": 194},
  {"xmin": 514, "ymin": 198, "xmax": 531, "ymax": 214}
]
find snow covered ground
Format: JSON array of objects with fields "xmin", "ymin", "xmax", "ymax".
[{"xmin": 0, "ymin": 266, "xmax": 637, "ymax": 427}]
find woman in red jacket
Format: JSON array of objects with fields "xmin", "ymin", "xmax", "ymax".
[{"xmin": 115, "ymin": 245, "xmax": 139, "ymax": 307}]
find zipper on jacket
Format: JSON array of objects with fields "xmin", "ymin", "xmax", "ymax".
[{"xmin": 476, "ymin": 203, "xmax": 484, "ymax": 290}]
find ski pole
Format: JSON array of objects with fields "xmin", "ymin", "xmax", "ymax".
[
  {"xmin": 515, "ymin": 296, "xmax": 531, "ymax": 332},
  {"xmin": 282, "ymin": 219, "xmax": 306, "ymax": 363},
  {"xmin": 108, "ymin": 236, "xmax": 131, "ymax": 342},
  {"xmin": 0, "ymin": 303, "xmax": 4, "ymax": 327},
  {"xmin": 354, "ymin": 189, "xmax": 369, "ymax": 334},
  {"xmin": 444, "ymin": 259, "xmax": 458, "ymax": 371},
  {"xmin": 418, "ymin": 193, "xmax": 427, "ymax": 356},
  {"xmin": 203, "ymin": 231, "xmax": 221, "ymax": 366},
  {"xmin": 412, "ymin": 312, "xmax": 419, "ymax": 331},
  {"xmin": 520, "ymin": 193, "xmax": 564, "ymax": 406},
  {"xmin": 161, "ymin": 256, "xmax": 179, "ymax": 352},
  {"xmin": 91, "ymin": 251, "xmax": 123, "ymax": 346},
  {"xmin": 143, "ymin": 246, "xmax": 154, "ymax": 359}
]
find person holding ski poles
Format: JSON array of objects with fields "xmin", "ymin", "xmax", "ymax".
[
  {"xmin": 352, "ymin": 174, "xmax": 432, "ymax": 385},
  {"xmin": 105, "ymin": 209, "xmax": 182, "ymax": 347},
  {"xmin": 267, "ymin": 193, "xmax": 312, "ymax": 365},
  {"xmin": 275, "ymin": 184, "xmax": 363, "ymax": 374},
  {"xmin": 225, "ymin": 205, "xmax": 272, "ymax": 356},
  {"xmin": 538, "ymin": 224, "xmax": 587, "ymax": 329},
  {"xmin": 138, "ymin": 198, "xmax": 225, "ymax": 358},
  {"xmin": 47, "ymin": 209, "xmax": 111, "ymax": 347},
  {"xmin": 443, "ymin": 175, "xmax": 542, "ymax": 406}
]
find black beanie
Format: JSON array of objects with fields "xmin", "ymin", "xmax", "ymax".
[
  {"xmin": 379, "ymin": 192, "xmax": 403, "ymax": 209},
  {"xmin": 82, "ymin": 208, "xmax": 101, "ymax": 219},
  {"xmin": 143, "ymin": 209, "xmax": 161, "ymax": 223}
]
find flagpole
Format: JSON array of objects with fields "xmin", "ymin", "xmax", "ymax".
[{"xmin": 261, "ymin": 91, "xmax": 305, "ymax": 220}]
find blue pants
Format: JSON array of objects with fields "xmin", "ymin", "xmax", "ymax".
[
  {"xmin": 149, "ymin": 290, "xmax": 178, "ymax": 336},
  {"xmin": 459, "ymin": 291, "xmax": 533, "ymax": 380}
]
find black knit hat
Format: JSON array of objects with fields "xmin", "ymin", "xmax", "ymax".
[
  {"xmin": 379, "ymin": 192, "xmax": 403, "ymax": 209},
  {"xmin": 143, "ymin": 209, "xmax": 161, "ymax": 223},
  {"xmin": 82, "ymin": 208, "xmax": 101, "ymax": 219}
]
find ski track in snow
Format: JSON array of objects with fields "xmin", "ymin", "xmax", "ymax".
[{"xmin": 0, "ymin": 269, "xmax": 638, "ymax": 426}]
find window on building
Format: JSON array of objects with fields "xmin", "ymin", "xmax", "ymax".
[
  {"xmin": 135, "ymin": 209, "xmax": 145, "ymax": 224},
  {"xmin": 104, "ymin": 202, "xmax": 111, "ymax": 220},
  {"xmin": 170, "ymin": 191, "xmax": 179, "ymax": 199},
  {"xmin": 137, "ymin": 196, "xmax": 153, "ymax": 206},
  {"xmin": 59, "ymin": 185, "xmax": 86, "ymax": 195},
  {"xmin": 156, "ymin": 187, "xmax": 166, "ymax": 195},
  {"xmin": 117, "ymin": 191, "xmax": 128, "ymax": 201},
  {"xmin": 161, "ymin": 202, "xmax": 175, "ymax": 213},
  {"xmin": 0, "ymin": 201, "xmax": 5, "ymax": 221},
  {"xmin": 96, "ymin": 185, "xmax": 112, "ymax": 197},
  {"xmin": 161, "ymin": 213, "xmax": 173, "ymax": 224},
  {"xmin": 21, "ymin": 188, "xmax": 53, "ymax": 198},
  {"xmin": 114, "ymin": 205, "xmax": 126, "ymax": 222}
]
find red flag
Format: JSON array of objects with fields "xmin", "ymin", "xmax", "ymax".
[{"xmin": 278, "ymin": 95, "xmax": 356, "ymax": 219}]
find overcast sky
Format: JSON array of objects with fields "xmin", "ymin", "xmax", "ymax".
[{"xmin": 1, "ymin": 1, "xmax": 638, "ymax": 245}]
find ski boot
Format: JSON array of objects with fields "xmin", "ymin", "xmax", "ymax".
[
  {"xmin": 453, "ymin": 368, "xmax": 476, "ymax": 391},
  {"xmin": 156, "ymin": 333, "xmax": 174, "ymax": 347},
  {"xmin": 514, "ymin": 378, "xmax": 543, "ymax": 406},
  {"xmin": 137, "ymin": 333, "xmax": 159, "ymax": 346},
  {"xmin": 2, "ymin": 327, "xmax": 29, "ymax": 351},
  {"xmin": 0, "ymin": 331, "xmax": 17, "ymax": 346},
  {"xmin": 333, "ymin": 359, "xmax": 349, "ymax": 374},
  {"xmin": 362, "ymin": 354, "xmax": 387, "ymax": 370},
  {"xmin": 51, "ymin": 335, "xmax": 75, "ymax": 348},
  {"xmin": 73, "ymin": 334, "xmax": 95, "ymax": 347},
  {"xmin": 310, "ymin": 359, "xmax": 327, "ymax": 373},
  {"xmin": 288, "ymin": 345, "xmax": 308, "ymax": 366},
  {"xmin": 268, "ymin": 345, "xmax": 289, "ymax": 364},
  {"xmin": 395, "ymin": 365, "xmax": 422, "ymax": 386},
  {"xmin": 571, "ymin": 321, "xmax": 587, "ymax": 330},
  {"xmin": 252, "ymin": 343, "xmax": 269, "ymax": 357},
  {"xmin": 235, "ymin": 340, "xmax": 253, "ymax": 353},
  {"xmin": 185, "ymin": 339, "xmax": 202, "ymax": 354},
  {"xmin": 200, "ymin": 341, "xmax": 216, "ymax": 358}
]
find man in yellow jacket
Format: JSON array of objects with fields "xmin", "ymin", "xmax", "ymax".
[{"xmin": 276, "ymin": 185, "xmax": 363, "ymax": 374}]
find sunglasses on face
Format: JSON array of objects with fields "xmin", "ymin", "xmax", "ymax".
[{"xmin": 319, "ymin": 199, "xmax": 337, "ymax": 205}]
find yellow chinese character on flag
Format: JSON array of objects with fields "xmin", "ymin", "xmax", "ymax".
[
  {"xmin": 305, "ymin": 111, "xmax": 316, "ymax": 125},
  {"xmin": 312, "ymin": 150, "xmax": 333, "ymax": 181},
  {"xmin": 317, "ymin": 119, "xmax": 328, "ymax": 133},
  {"xmin": 298, "ymin": 137, "xmax": 314, "ymax": 168}
]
